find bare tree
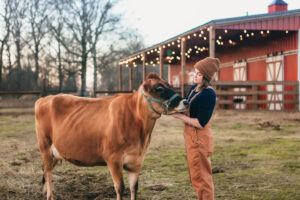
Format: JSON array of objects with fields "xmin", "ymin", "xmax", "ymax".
[
  {"xmin": 89, "ymin": 0, "xmax": 120, "ymax": 92},
  {"xmin": 98, "ymin": 31, "xmax": 145, "ymax": 91},
  {"xmin": 0, "ymin": 0, "xmax": 11, "ymax": 89},
  {"xmin": 10, "ymin": 0, "xmax": 27, "ymax": 90},
  {"xmin": 51, "ymin": 0, "xmax": 120, "ymax": 96},
  {"xmin": 27, "ymin": 0, "xmax": 48, "ymax": 86}
]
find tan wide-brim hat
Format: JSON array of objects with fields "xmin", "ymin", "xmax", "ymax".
[{"xmin": 194, "ymin": 57, "xmax": 220, "ymax": 81}]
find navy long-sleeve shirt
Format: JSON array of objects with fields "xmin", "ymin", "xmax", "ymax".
[{"xmin": 185, "ymin": 84, "xmax": 216, "ymax": 127}]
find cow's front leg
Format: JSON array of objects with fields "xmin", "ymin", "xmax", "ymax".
[
  {"xmin": 108, "ymin": 162, "xmax": 125, "ymax": 200},
  {"xmin": 128, "ymin": 171, "xmax": 140, "ymax": 200}
]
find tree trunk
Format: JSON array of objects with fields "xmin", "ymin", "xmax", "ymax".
[
  {"xmin": 6, "ymin": 43, "xmax": 12, "ymax": 74},
  {"xmin": 81, "ymin": 55, "xmax": 87, "ymax": 96},
  {"xmin": 34, "ymin": 45, "xmax": 39, "ymax": 87},
  {"xmin": 0, "ymin": 44, "xmax": 4, "ymax": 90},
  {"xmin": 93, "ymin": 46, "xmax": 97, "ymax": 93},
  {"xmin": 58, "ymin": 40, "xmax": 63, "ymax": 92},
  {"xmin": 16, "ymin": 35, "xmax": 22, "ymax": 90}
]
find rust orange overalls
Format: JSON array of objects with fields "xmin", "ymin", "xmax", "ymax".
[{"xmin": 184, "ymin": 87, "xmax": 214, "ymax": 200}]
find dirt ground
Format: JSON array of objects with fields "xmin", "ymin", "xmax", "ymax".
[{"xmin": 0, "ymin": 110, "xmax": 299, "ymax": 200}]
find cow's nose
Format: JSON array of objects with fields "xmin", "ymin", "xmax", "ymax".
[{"xmin": 183, "ymin": 99, "xmax": 189, "ymax": 107}]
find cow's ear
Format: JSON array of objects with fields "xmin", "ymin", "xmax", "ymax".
[
  {"xmin": 146, "ymin": 72, "xmax": 160, "ymax": 80},
  {"xmin": 143, "ymin": 79, "xmax": 152, "ymax": 92}
]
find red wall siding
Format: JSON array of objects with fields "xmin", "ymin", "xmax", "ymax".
[
  {"xmin": 248, "ymin": 60, "xmax": 266, "ymax": 81},
  {"xmin": 284, "ymin": 54, "xmax": 298, "ymax": 109},
  {"xmin": 219, "ymin": 66, "xmax": 233, "ymax": 80},
  {"xmin": 216, "ymin": 32, "xmax": 297, "ymax": 64},
  {"xmin": 285, "ymin": 54, "xmax": 298, "ymax": 81}
]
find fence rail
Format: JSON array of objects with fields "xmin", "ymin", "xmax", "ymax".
[
  {"xmin": 93, "ymin": 90, "xmax": 133, "ymax": 97},
  {"xmin": 0, "ymin": 80, "xmax": 299, "ymax": 113}
]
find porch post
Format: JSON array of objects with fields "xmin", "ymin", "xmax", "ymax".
[
  {"xmin": 209, "ymin": 26, "xmax": 216, "ymax": 58},
  {"xmin": 143, "ymin": 52, "xmax": 146, "ymax": 81},
  {"xmin": 129, "ymin": 62, "xmax": 133, "ymax": 91},
  {"xmin": 181, "ymin": 38, "xmax": 186, "ymax": 97},
  {"xmin": 119, "ymin": 64, "xmax": 122, "ymax": 91},
  {"xmin": 159, "ymin": 46, "xmax": 164, "ymax": 79}
]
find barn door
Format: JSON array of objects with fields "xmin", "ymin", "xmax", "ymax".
[
  {"xmin": 233, "ymin": 61, "xmax": 247, "ymax": 109},
  {"xmin": 266, "ymin": 55, "xmax": 284, "ymax": 110}
]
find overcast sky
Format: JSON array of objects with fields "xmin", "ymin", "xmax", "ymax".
[{"xmin": 115, "ymin": 0, "xmax": 300, "ymax": 46}]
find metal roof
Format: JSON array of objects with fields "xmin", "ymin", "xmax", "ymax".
[
  {"xmin": 120, "ymin": 9, "xmax": 300, "ymax": 62},
  {"xmin": 269, "ymin": 0, "xmax": 288, "ymax": 6}
]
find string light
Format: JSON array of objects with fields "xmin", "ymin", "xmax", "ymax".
[{"xmin": 120, "ymin": 28, "xmax": 285, "ymax": 65}]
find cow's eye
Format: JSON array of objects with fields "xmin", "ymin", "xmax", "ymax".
[{"xmin": 155, "ymin": 86, "xmax": 164, "ymax": 93}]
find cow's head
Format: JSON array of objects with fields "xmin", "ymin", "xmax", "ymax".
[{"xmin": 141, "ymin": 72, "xmax": 189, "ymax": 115}]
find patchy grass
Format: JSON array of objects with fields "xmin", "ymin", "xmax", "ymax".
[{"xmin": 0, "ymin": 110, "xmax": 299, "ymax": 199}]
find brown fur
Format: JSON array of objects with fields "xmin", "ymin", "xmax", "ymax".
[{"xmin": 35, "ymin": 73, "xmax": 185, "ymax": 200}]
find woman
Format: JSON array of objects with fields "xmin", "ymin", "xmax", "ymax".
[{"xmin": 171, "ymin": 57, "xmax": 219, "ymax": 200}]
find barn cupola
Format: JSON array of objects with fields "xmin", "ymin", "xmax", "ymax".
[{"xmin": 268, "ymin": 0, "xmax": 288, "ymax": 13}]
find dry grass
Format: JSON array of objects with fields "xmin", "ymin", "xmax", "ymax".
[{"xmin": 0, "ymin": 110, "xmax": 299, "ymax": 199}]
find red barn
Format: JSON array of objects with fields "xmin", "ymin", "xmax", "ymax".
[{"xmin": 119, "ymin": 0, "xmax": 299, "ymax": 111}]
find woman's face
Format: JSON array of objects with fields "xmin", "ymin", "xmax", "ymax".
[{"xmin": 193, "ymin": 68, "xmax": 203, "ymax": 85}]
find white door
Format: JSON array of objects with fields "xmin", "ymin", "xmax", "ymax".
[
  {"xmin": 173, "ymin": 75, "xmax": 180, "ymax": 88},
  {"xmin": 233, "ymin": 61, "xmax": 247, "ymax": 109},
  {"xmin": 266, "ymin": 55, "xmax": 284, "ymax": 110}
]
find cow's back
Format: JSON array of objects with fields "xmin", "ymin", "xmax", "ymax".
[{"xmin": 35, "ymin": 94, "xmax": 118, "ymax": 166}]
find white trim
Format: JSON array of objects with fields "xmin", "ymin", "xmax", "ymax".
[
  {"xmin": 220, "ymin": 49, "xmax": 298, "ymax": 68},
  {"xmin": 266, "ymin": 55, "xmax": 283, "ymax": 63},
  {"xmin": 233, "ymin": 61, "xmax": 247, "ymax": 68},
  {"xmin": 298, "ymin": 30, "xmax": 300, "ymax": 110}
]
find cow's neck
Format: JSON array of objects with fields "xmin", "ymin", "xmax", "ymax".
[{"xmin": 135, "ymin": 90, "xmax": 161, "ymax": 142}]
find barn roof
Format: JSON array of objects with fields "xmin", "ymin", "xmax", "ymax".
[
  {"xmin": 269, "ymin": 0, "xmax": 288, "ymax": 6},
  {"xmin": 120, "ymin": 8, "xmax": 300, "ymax": 63}
]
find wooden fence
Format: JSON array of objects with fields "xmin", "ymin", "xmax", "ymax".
[
  {"xmin": 0, "ymin": 81, "xmax": 299, "ymax": 114},
  {"xmin": 0, "ymin": 91, "xmax": 77, "ymax": 115}
]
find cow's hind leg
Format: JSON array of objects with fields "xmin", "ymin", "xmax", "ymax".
[
  {"xmin": 42, "ymin": 157, "xmax": 59, "ymax": 197},
  {"xmin": 128, "ymin": 171, "xmax": 139, "ymax": 200},
  {"xmin": 108, "ymin": 162, "xmax": 125, "ymax": 200},
  {"xmin": 36, "ymin": 123, "xmax": 55, "ymax": 200},
  {"xmin": 40, "ymin": 147, "xmax": 56, "ymax": 200}
]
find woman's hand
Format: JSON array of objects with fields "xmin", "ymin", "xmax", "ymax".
[
  {"xmin": 170, "ymin": 113, "xmax": 185, "ymax": 119},
  {"xmin": 170, "ymin": 113, "xmax": 203, "ymax": 129}
]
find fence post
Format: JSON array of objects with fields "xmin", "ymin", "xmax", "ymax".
[
  {"xmin": 252, "ymin": 85, "xmax": 258, "ymax": 110},
  {"xmin": 294, "ymin": 83, "xmax": 299, "ymax": 110}
]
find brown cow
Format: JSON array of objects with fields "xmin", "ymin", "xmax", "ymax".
[{"xmin": 35, "ymin": 73, "xmax": 188, "ymax": 200}]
